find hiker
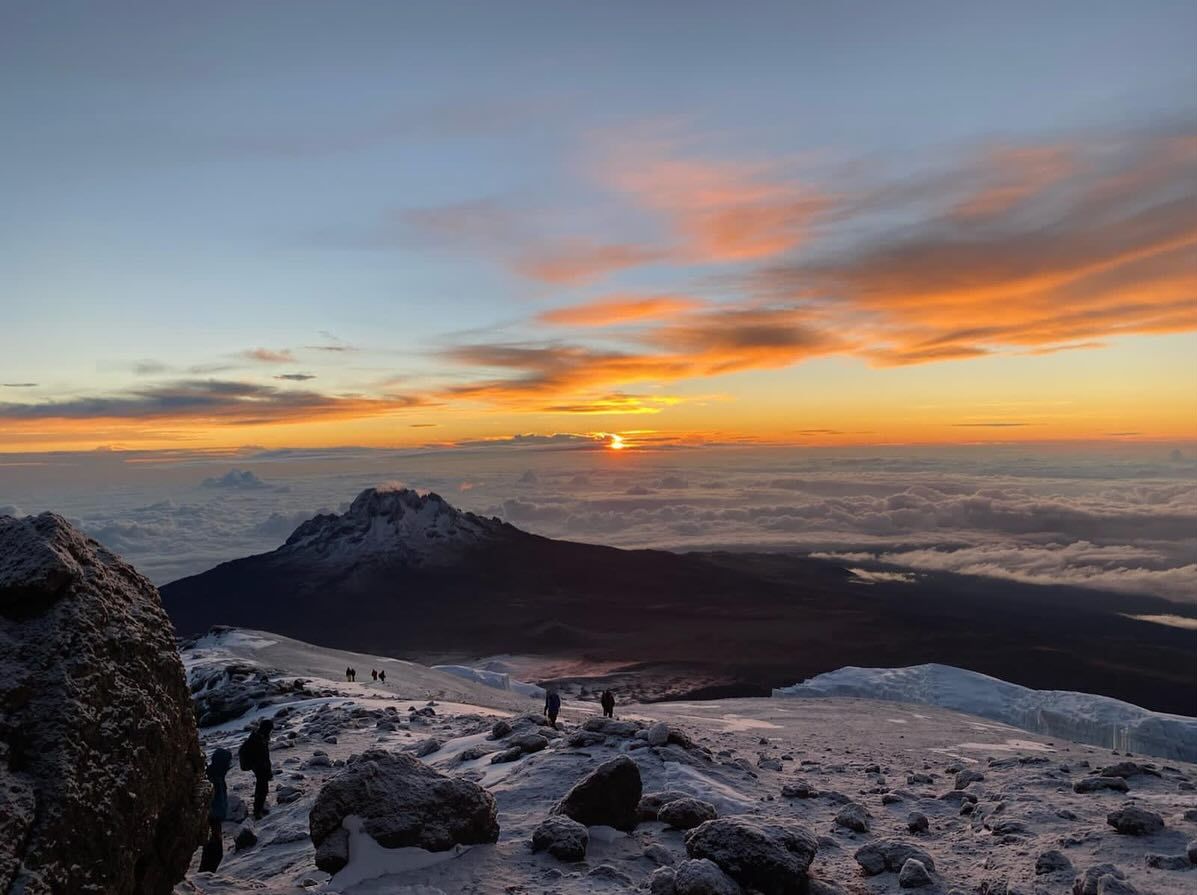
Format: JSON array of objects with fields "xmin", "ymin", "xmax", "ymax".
[
  {"xmin": 544, "ymin": 689, "xmax": 561, "ymax": 728},
  {"xmin": 379, "ymin": 669, "xmax": 386, "ymax": 684},
  {"xmin": 198, "ymin": 747, "xmax": 231, "ymax": 872},
  {"xmin": 350, "ymin": 668, "xmax": 356, "ymax": 681},
  {"xmin": 372, "ymin": 669, "xmax": 378, "ymax": 681},
  {"xmin": 345, "ymin": 667, "xmax": 352, "ymax": 682},
  {"xmin": 600, "ymin": 689, "xmax": 615, "ymax": 718},
  {"xmin": 239, "ymin": 718, "xmax": 274, "ymax": 820}
]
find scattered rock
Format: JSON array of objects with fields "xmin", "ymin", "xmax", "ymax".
[
  {"xmin": 530, "ymin": 815, "xmax": 588, "ymax": 862},
  {"xmin": 0, "ymin": 513, "xmax": 208, "ymax": 895},
  {"xmin": 308, "ymin": 749, "xmax": 499, "ymax": 873},
  {"xmin": 955, "ymin": 769, "xmax": 984, "ymax": 789},
  {"xmin": 685, "ymin": 816, "xmax": 818, "ymax": 895},
  {"xmin": 275, "ymin": 784, "xmax": 303, "ymax": 805},
  {"xmin": 233, "ymin": 824, "xmax": 258, "ymax": 851},
  {"xmin": 414, "ymin": 737, "xmax": 442, "ymax": 757},
  {"xmin": 582, "ymin": 717, "xmax": 640, "ymax": 738},
  {"xmin": 1099, "ymin": 762, "xmax": 1158, "ymax": 779},
  {"xmin": 781, "ymin": 781, "xmax": 817, "ymax": 799},
  {"xmin": 1106, "ymin": 805, "xmax": 1164, "ymax": 836},
  {"xmin": 1073, "ymin": 864, "xmax": 1127, "ymax": 895},
  {"xmin": 660, "ymin": 798, "xmax": 719, "ymax": 830},
  {"xmin": 899, "ymin": 858, "xmax": 934, "ymax": 888},
  {"xmin": 644, "ymin": 843, "xmax": 677, "ymax": 866},
  {"xmin": 674, "ymin": 858, "xmax": 744, "ymax": 895},
  {"xmin": 651, "ymin": 866, "xmax": 679, "ymax": 895},
  {"xmin": 1073, "ymin": 777, "xmax": 1128, "ymax": 794},
  {"xmin": 1144, "ymin": 853, "xmax": 1190, "ymax": 870},
  {"xmin": 854, "ymin": 840, "xmax": 936, "ymax": 876},
  {"xmin": 490, "ymin": 719, "xmax": 512, "ymax": 739},
  {"xmin": 640, "ymin": 790, "xmax": 694, "ymax": 822},
  {"xmin": 835, "ymin": 802, "xmax": 871, "ymax": 833},
  {"xmin": 552, "ymin": 755, "xmax": 643, "ymax": 831},
  {"xmin": 1037, "ymin": 850, "xmax": 1074, "ymax": 875},
  {"xmin": 907, "ymin": 813, "xmax": 928, "ymax": 834}
]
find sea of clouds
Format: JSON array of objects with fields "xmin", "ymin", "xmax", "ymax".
[{"xmin": 1, "ymin": 443, "xmax": 1193, "ymax": 602}]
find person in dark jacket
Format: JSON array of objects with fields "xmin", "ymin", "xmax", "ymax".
[
  {"xmin": 371, "ymin": 669, "xmax": 378, "ymax": 681},
  {"xmin": 544, "ymin": 689, "xmax": 561, "ymax": 728},
  {"xmin": 600, "ymin": 689, "xmax": 615, "ymax": 718},
  {"xmin": 378, "ymin": 669, "xmax": 386, "ymax": 684},
  {"xmin": 199, "ymin": 747, "xmax": 232, "ymax": 872},
  {"xmin": 242, "ymin": 718, "xmax": 274, "ymax": 820}
]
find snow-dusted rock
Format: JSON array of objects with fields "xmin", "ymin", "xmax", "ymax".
[
  {"xmin": 530, "ymin": 815, "xmax": 588, "ymax": 862},
  {"xmin": 684, "ymin": 816, "xmax": 818, "ymax": 895},
  {"xmin": 648, "ymin": 721, "xmax": 672, "ymax": 746},
  {"xmin": 583, "ymin": 717, "xmax": 641, "ymax": 738},
  {"xmin": 0, "ymin": 513, "xmax": 208, "ymax": 894},
  {"xmin": 308, "ymin": 749, "xmax": 499, "ymax": 873},
  {"xmin": 659, "ymin": 797, "xmax": 718, "ymax": 830},
  {"xmin": 552, "ymin": 755, "xmax": 643, "ymax": 831}
]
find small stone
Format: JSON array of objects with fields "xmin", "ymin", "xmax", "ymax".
[
  {"xmin": 233, "ymin": 824, "xmax": 258, "ymax": 851},
  {"xmin": 1143, "ymin": 853, "xmax": 1190, "ymax": 870},
  {"xmin": 531, "ymin": 815, "xmax": 588, "ymax": 862},
  {"xmin": 673, "ymin": 858, "xmax": 743, "ymax": 895},
  {"xmin": 955, "ymin": 769, "xmax": 984, "ymax": 789},
  {"xmin": 899, "ymin": 858, "xmax": 934, "ymax": 888},
  {"xmin": 835, "ymin": 802, "xmax": 871, "ymax": 833},
  {"xmin": 907, "ymin": 813, "xmax": 928, "ymax": 834},
  {"xmin": 659, "ymin": 798, "xmax": 718, "ymax": 830},
  {"xmin": 1036, "ymin": 850, "xmax": 1074, "ymax": 875},
  {"xmin": 1073, "ymin": 776, "xmax": 1128, "ymax": 794},
  {"xmin": 647, "ymin": 722, "xmax": 671, "ymax": 747}
]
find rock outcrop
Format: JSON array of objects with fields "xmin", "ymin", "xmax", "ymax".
[
  {"xmin": 308, "ymin": 749, "xmax": 499, "ymax": 873},
  {"xmin": 0, "ymin": 513, "xmax": 208, "ymax": 894}
]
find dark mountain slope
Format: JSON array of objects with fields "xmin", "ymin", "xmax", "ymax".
[{"xmin": 161, "ymin": 487, "xmax": 1197, "ymax": 715}]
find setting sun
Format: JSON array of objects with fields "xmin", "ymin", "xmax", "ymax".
[{"xmin": 608, "ymin": 434, "xmax": 626, "ymax": 451}]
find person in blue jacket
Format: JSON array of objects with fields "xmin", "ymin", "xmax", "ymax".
[{"xmin": 199, "ymin": 747, "xmax": 232, "ymax": 872}]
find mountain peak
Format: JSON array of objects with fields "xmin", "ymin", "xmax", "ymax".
[{"xmin": 281, "ymin": 486, "xmax": 508, "ymax": 564}]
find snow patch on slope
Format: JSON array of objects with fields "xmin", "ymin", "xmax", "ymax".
[
  {"xmin": 773, "ymin": 663, "xmax": 1197, "ymax": 761},
  {"xmin": 430, "ymin": 665, "xmax": 545, "ymax": 699}
]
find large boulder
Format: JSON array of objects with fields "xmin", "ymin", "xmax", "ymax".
[
  {"xmin": 552, "ymin": 755, "xmax": 643, "ymax": 831},
  {"xmin": 309, "ymin": 749, "xmax": 499, "ymax": 873},
  {"xmin": 0, "ymin": 513, "xmax": 208, "ymax": 894},
  {"xmin": 685, "ymin": 816, "xmax": 818, "ymax": 895},
  {"xmin": 1106, "ymin": 805, "xmax": 1164, "ymax": 836}
]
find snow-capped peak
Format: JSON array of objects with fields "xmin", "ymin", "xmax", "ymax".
[{"xmin": 280, "ymin": 487, "xmax": 507, "ymax": 564}]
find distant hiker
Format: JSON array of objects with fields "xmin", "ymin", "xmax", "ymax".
[
  {"xmin": 372, "ymin": 669, "xmax": 378, "ymax": 681},
  {"xmin": 544, "ymin": 689, "xmax": 561, "ymax": 728},
  {"xmin": 345, "ymin": 667, "xmax": 352, "ymax": 682},
  {"xmin": 379, "ymin": 669, "xmax": 386, "ymax": 684},
  {"xmin": 239, "ymin": 718, "xmax": 274, "ymax": 820},
  {"xmin": 600, "ymin": 689, "xmax": 615, "ymax": 718},
  {"xmin": 199, "ymin": 747, "xmax": 232, "ymax": 872},
  {"xmin": 351, "ymin": 667, "xmax": 357, "ymax": 681}
]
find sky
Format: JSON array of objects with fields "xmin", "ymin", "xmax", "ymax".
[{"xmin": 1, "ymin": 2, "xmax": 1196, "ymax": 452}]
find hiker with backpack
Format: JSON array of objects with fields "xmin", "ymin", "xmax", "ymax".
[
  {"xmin": 239, "ymin": 718, "xmax": 274, "ymax": 820},
  {"xmin": 600, "ymin": 689, "xmax": 616, "ymax": 718},
  {"xmin": 198, "ymin": 747, "xmax": 232, "ymax": 872},
  {"xmin": 379, "ymin": 669, "xmax": 386, "ymax": 684}
]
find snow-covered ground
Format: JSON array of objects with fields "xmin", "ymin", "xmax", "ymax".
[
  {"xmin": 773, "ymin": 664, "xmax": 1197, "ymax": 762},
  {"xmin": 175, "ymin": 629, "xmax": 1197, "ymax": 895}
]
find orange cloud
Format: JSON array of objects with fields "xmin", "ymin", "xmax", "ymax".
[
  {"xmin": 243, "ymin": 348, "xmax": 295, "ymax": 363},
  {"xmin": 606, "ymin": 155, "xmax": 829, "ymax": 263},
  {"xmin": 538, "ymin": 294, "xmax": 704, "ymax": 326},
  {"xmin": 514, "ymin": 241, "xmax": 666, "ymax": 285}
]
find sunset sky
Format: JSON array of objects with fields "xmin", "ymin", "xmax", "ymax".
[{"xmin": 2, "ymin": 2, "xmax": 1195, "ymax": 452}]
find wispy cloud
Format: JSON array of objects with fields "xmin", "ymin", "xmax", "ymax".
[{"xmin": 242, "ymin": 348, "xmax": 295, "ymax": 364}]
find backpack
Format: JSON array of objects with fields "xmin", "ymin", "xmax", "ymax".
[{"xmin": 238, "ymin": 734, "xmax": 257, "ymax": 771}]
